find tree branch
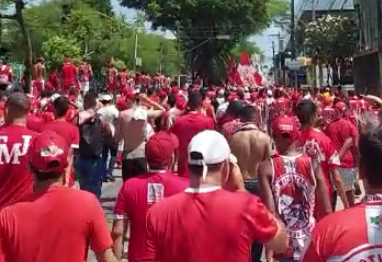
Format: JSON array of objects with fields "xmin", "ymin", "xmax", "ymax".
[{"xmin": 0, "ymin": 13, "xmax": 17, "ymax": 20}]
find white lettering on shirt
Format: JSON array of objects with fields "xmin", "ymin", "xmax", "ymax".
[
  {"xmin": 147, "ymin": 183, "xmax": 164, "ymax": 204},
  {"xmin": 0, "ymin": 135, "xmax": 32, "ymax": 164}
]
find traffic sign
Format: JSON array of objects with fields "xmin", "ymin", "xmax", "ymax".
[
  {"xmin": 287, "ymin": 60, "xmax": 301, "ymax": 71},
  {"xmin": 135, "ymin": 57, "xmax": 142, "ymax": 66}
]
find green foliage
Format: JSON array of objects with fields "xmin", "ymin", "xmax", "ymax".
[
  {"xmin": 41, "ymin": 35, "xmax": 81, "ymax": 70},
  {"xmin": 304, "ymin": 15, "xmax": 358, "ymax": 63},
  {"xmin": 1, "ymin": 0, "xmax": 180, "ymax": 77},
  {"xmin": 120, "ymin": 0, "xmax": 288, "ymax": 83},
  {"xmin": 230, "ymin": 40, "xmax": 262, "ymax": 61},
  {"xmin": 80, "ymin": 0, "xmax": 114, "ymax": 16}
]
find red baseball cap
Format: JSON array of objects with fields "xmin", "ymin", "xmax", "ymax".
[
  {"xmin": 272, "ymin": 116, "xmax": 299, "ymax": 140},
  {"xmin": 334, "ymin": 101, "xmax": 347, "ymax": 111},
  {"xmin": 145, "ymin": 131, "xmax": 179, "ymax": 168},
  {"xmin": 28, "ymin": 131, "xmax": 69, "ymax": 173}
]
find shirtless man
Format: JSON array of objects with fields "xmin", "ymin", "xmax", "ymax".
[
  {"xmin": 228, "ymin": 105, "xmax": 272, "ymax": 262},
  {"xmin": 78, "ymin": 60, "xmax": 93, "ymax": 95},
  {"xmin": 32, "ymin": 57, "xmax": 46, "ymax": 97},
  {"xmin": 114, "ymin": 92, "xmax": 165, "ymax": 181},
  {"xmin": 106, "ymin": 62, "xmax": 118, "ymax": 95}
]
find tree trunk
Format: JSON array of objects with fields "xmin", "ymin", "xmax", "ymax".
[
  {"xmin": 15, "ymin": 1, "xmax": 32, "ymax": 94},
  {"xmin": 331, "ymin": 60, "xmax": 339, "ymax": 86},
  {"xmin": 318, "ymin": 63, "xmax": 324, "ymax": 88}
]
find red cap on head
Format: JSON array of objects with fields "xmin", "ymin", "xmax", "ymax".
[
  {"xmin": 145, "ymin": 131, "xmax": 179, "ymax": 168},
  {"xmin": 171, "ymin": 86, "xmax": 179, "ymax": 94},
  {"xmin": 28, "ymin": 131, "xmax": 69, "ymax": 173},
  {"xmin": 117, "ymin": 96, "xmax": 127, "ymax": 111},
  {"xmin": 272, "ymin": 116, "xmax": 299, "ymax": 140},
  {"xmin": 123, "ymin": 89, "xmax": 135, "ymax": 100},
  {"xmin": 334, "ymin": 101, "xmax": 347, "ymax": 111}
]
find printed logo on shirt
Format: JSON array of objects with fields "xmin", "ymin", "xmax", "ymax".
[
  {"xmin": 147, "ymin": 183, "xmax": 164, "ymax": 204},
  {"xmin": 0, "ymin": 135, "xmax": 32, "ymax": 164},
  {"xmin": 326, "ymin": 245, "xmax": 382, "ymax": 262},
  {"xmin": 273, "ymin": 158, "xmax": 315, "ymax": 260}
]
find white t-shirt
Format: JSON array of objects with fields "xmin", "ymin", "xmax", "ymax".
[{"xmin": 98, "ymin": 105, "xmax": 119, "ymax": 136}]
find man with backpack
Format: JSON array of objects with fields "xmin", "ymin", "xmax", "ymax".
[{"xmin": 76, "ymin": 92, "xmax": 111, "ymax": 199}]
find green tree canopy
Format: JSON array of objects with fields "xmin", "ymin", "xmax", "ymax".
[
  {"xmin": 1, "ymin": 0, "xmax": 180, "ymax": 77},
  {"xmin": 120, "ymin": 0, "xmax": 288, "ymax": 83}
]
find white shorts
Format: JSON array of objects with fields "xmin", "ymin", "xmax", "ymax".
[{"xmin": 80, "ymin": 82, "xmax": 90, "ymax": 93}]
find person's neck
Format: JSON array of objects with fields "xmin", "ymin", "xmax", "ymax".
[
  {"xmin": 278, "ymin": 145, "xmax": 301, "ymax": 156},
  {"xmin": 189, "ymin": 174, "xmax": 221, "ymax": 188},
  {"xmin": 34, "ymin": 179, "xmax": 63, "ymax": 192},
  {"xmin": 54, "ymin": 116, "xmax": 66, "ymax": 121},
  {"xmin": 9, "ymin": 118, "xmax": 26, "ymax": 126}
]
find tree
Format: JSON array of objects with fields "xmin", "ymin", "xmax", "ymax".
[
  {"xmin": 304, "ymin": 15, "xmax": 358, "ymax": 85},
  {"xmin": 80, "ymin": 0, "xmax": 113, "ymax": 17},
  {"xmin": 121, "ymin": 0, "xmax": 288, "ymax": 83},
  {"xmin": 41, "ymin": 35, "xmax": 81, "ymax": 70},
  {"xmin": 0, "ymin": 0, "xmax": 32, "ymax": 92},
  {"xmin": 2, "ymin": 0, "xmax": 181, "ymax": 78}
]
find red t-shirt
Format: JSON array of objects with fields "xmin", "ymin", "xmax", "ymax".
[
  {"xmin": 143, "ymin": 188, "xmax": 278, "ymax": 262},
  {"xmin": 0, "ymin": 186, "xmax": 112, "ymax": 262},
  {"xmin": 113, "ymin": 171, "xmax": 187, "ymax": 262},
  {"xmin": 38, "ymin": 120, "xmax": 79, "ymax": 187},
  {"xmin": 297, "ymin": 128, "xmax": 340, "ymax": 218},
  {"xmin": 171, "ymin": 112, "xmax": 214, "ymax": 177},
  {"xmin": 61, "ymin": 63, "xmax": 77, "ymax": 89},
  {"xmin": 0, "ymin": 125, "xmax": 36, "ymax": 209},
  {"xmin": 324, "ymin": 119, "xmax": 358, "ymax": 168},
  {"xmin": 26, "ymin": 114, "xmax": 43, "ymax": 132},
  {"xmin": 301, "ymin": 199, "xmax": 382, "ymax": 262}
]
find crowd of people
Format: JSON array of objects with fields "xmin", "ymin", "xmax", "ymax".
[{"xmin": 0, "ymin": 57, "xmax": 382, "ymax": 262}]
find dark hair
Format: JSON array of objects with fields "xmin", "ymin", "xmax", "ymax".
[
  {"xmin": 237, "ymin": 90, "xmax": 245, "ymax": 100},
  {"xmin": 83, "ymin": 92, "xmax": 97, "ymax": 110},
  {"xmin": 188, "ymin": 152, "xmax": 222, "ymax": 175},
  {"xmin": 238, "ymin": 105, "xmax": 256, "ymax": 123},
  {"xmin": 41, "ymin": 89, "xmax": 54, "ymax": 99},
  {"xmin": 226, "ymin": 100, "xmax": 243, "ymax": 118},
  {"xmin": 30, "ymin": 164, "xmax": 62, "ymax": 182},
  {"xmin": 68, "ymin": 87, "xmax": 77, "ymax": 96},
  {"xmin": 295, "ymin": 99, "xmax": 317, "ymax": 126},
  {"xmin": 6, "ymin": 92, "xmax": 30, "ymax": 118},
  {"xmin": 53, "ymin": 96, "xmax": 69, "ymax": 118},
  {"xmin": 168, "ymin": 93, "xmax": 177, "ymax": 108},
  {"xmin": 187, "ymin": 91, "xmax": 202, "ymax": 111},
  {"xmin": 359, "ymin": 126, "xmax": 382, "ymax": 187},
  {"xmin": 224, "ymin": 90, "xmax": 231, "ymax": 100}
]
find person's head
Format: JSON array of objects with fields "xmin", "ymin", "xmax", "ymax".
[
  {"xmin": 41, "ymin": 89, "xmax": 54, "ymax": 99},
  {"xmin": 188, "ymin": 130, "xmax": 231, "ymax": 186},
  {"xmin": 359, "ymin": 125, "xmax": 382, "ymax": 190},
  {"xmin": 334, "ymin": 101, "xmax": 348, "ymax": 119},
  {"xmin": 83, "ymin": 92, "xmax": 98, "ymax": 110},
  {"xmin": 28, "ymin": 131, "xmax": 69, "ymax": 184},
  {"xmin": 99, "ymin": 94, "xmax": 113, "ymax": 106},
  {"xmin": 167, "ymin": 93, "xmax": 177, "ymax": 108},
  {"xmin": 5, "ymin": 92, "xmax": 30, "ymax": 124},
  {"xmin": 187, "ymin": 91, "xmax": 203, "ymax": 111},
  {"xmin": 37, "ymin": 57, "xmax": 44, "ymax": 64},
  {"xmin": 226, "ymin": 100, "xmax": 243, "ymax": 119},
  {"xmin": 238, "ymin": 105, "xmax": 257, "ymax": 123},
  {"xmin": 295, "ymin": 99, "xmax": 318, "ymax": 128},
  {"xmin": 68, "ymin": 87, "xmax": 78, "ymax": 97},
  {"xmin": 145, "ymin": 131, "xmax": 179, "ymax": 170},
  {"xmin": 53, "ymin": 96, "xmax": 69, "ymax": 119},
  {"xmin": 272, "ymin": 116, "xmax": 299, "ymax": 154}
]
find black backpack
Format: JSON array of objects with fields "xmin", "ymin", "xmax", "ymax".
[{"xmin": 78, "ymin": 114, "xmax": 104, "ymax": 158}]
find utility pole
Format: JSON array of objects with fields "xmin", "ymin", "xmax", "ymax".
[
  {"xmin": 177, "ymin": 24, "xmax": 181, "ymax": 87},
  {"xmin": 272, "ymin": 41, "xmax": 277, "ymax": 83},
  {"xmin": 159, "ymin": 42, "xmax": 163, "ymax": 74},
  {"xmin": 134, "ymin": 29, "xmax": 138, "ymax": 72},
  {"xmin": 312, "ymin": 0, "xmax": 317, "ymax": 88},
  {"xmin": 290, "ymin": 0, "xmax": 298, "ymax": 87}
]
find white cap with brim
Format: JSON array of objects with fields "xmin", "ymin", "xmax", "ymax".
[
  {"xmin": 188, "ymin": 130, "xmax": 230, "ymax": 179},
  {"xmin": 99, "ymin": 94, "xmax": 113, "ymax": 101}
]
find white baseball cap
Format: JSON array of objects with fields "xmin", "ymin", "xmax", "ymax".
[
  {"xmin": 99, "ymin": 94, "xmax": 113, "ymax": 101},
  {"xmin": 188, "ymin": 130, "xmax": 230, "ymax": 179}
]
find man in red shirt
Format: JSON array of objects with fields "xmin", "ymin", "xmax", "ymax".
[
  {"xmin": 0, "ymin": 131, "xmax": 117, "ymax": 262},
  {"xmin": 143, "ymin": 130, "xmax": 288, "ymax": 262},
  {"xmin": 295, "ymin": 100, "xmax": 349, "ymax": 215},
  {"xmin": 61, "ymin": 56, "xmax": 78, "ymax": 93},
  {"xmin": 324, "ymin": 101, "xmax": 359, "ymax": 207},
  {"xmin": 0, "ymin": 92, "xmax": 36, "ymax": 209},
  {"xmin": 112, "ymin": 131, "xmax": 187, "ymax": 262},
  {"xmin": 259, "ymin": 116, "xmax": 331, "ymax": 262},
  {"xmin": 171, "ymin": 91, "xmax": 214, "ymax": 177},
  {"xmin": 38, "ymin": 96, "xmax": 79, "ymax": 187},
  {"xmin": 300, "ymin": 125, "xmax": 382, "ymax": 262}
]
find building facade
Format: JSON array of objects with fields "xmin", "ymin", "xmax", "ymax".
[{"xmin": 353, "ymin": 0, "xmax": 382, "ymax": 95}]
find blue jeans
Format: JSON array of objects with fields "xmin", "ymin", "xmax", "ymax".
[
  {"xmin": 76, "ymin": 157, "xmax": 103, "ymax": 199},
  {"xmin": 244, "ymin": 179, "xmax": 263, "ymax": 262},
  {"xmin": 101, "ymin": 144, "xmax": 118, "ymax": 178}
]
